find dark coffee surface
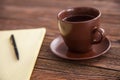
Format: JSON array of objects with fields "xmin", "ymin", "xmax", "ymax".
[{"xmin": 63, "ymin": 15, "xmax": 94, "ymax": 22}]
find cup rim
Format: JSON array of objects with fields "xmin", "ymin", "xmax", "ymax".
[{"xmin": 57, "ymin": 7, "xmax": 101, "ymax": 23}]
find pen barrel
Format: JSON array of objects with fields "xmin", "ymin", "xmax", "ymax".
[{"xmin": 11, "ymin": 34, "xmax": 19, "ymax": 60}]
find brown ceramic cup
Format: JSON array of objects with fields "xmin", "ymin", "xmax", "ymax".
[{"xmin": 57, "ymin": 7, "xmax": 105, "ymax": 53}]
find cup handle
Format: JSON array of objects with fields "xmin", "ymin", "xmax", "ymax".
[{"xmin": 92, "ymin": 27, "xmax": 105, "ymax": 44}]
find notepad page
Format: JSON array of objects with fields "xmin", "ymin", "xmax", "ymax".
[{"xmin": 0, "ymin": 28, "xmax": 46, "ymax": 80}]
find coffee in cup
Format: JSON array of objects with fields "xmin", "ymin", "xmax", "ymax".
[{"xmin": 57, "ymin": 7, "xmax": 105, "ymax": 53}]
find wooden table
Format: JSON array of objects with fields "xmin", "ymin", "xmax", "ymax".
[{"xmin": 0, "ymin": 0, "xmax": 120, "ymax": 80}]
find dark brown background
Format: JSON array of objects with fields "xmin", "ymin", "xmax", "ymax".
[{"xmin": 0, "ymin": 0, "xmax": 120, "ymax": 80}]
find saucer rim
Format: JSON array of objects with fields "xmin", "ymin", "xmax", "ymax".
[{"xmin": 50, "ymin": 36, "xmax": 111, "ymax": 60}]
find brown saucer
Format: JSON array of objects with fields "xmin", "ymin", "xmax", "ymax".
[{"xmin": 50, "ymin": 36, "xmax": 111, "ymax": 60}]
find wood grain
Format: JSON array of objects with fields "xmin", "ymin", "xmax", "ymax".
[
  {"xmin": 31, "ymin": 69, "xmax": 119, "ymax": 80},
  {"xmin": 0, "ymin": 0, "xmax": 120, "ymax": 80}
]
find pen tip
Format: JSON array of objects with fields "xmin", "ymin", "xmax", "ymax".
[
  {"xmin": 17, "ymin": 57, "xmax": 19, "ymax": 60},
  {"xmin": 17, "ymin": 55, "xmax": 19, "ymax": 60}
]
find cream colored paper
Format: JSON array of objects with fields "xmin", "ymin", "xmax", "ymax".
[{"xmin": 0, "ymin": 28, "xmax": 46, "ymax": 80}]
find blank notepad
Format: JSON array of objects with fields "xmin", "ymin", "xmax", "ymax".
[{"xmin": 0, "ymin": 28, "xmax": 46, "ymax": 80}]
